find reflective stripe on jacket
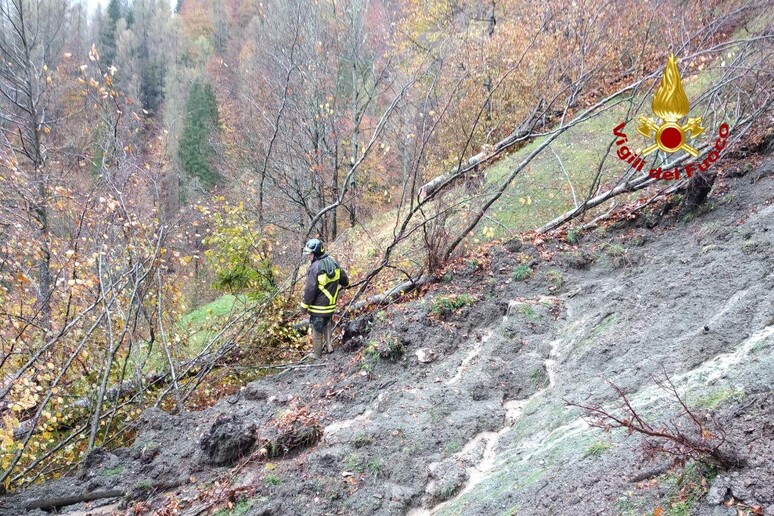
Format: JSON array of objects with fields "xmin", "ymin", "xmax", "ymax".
[{"xmin": 301, "ymin": 254, "xmax": 349, "ymax": 315}]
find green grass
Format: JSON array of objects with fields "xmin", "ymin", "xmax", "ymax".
[
  {"xmin": 430, "ymin": 293, "xmax": 476, "ymax": 317},
  {"xmin": 691, "ymin": 388, "xmax": 744, "ymax": 410},
  {"xmin": 584, "ymin": 313, "xmax": 617, "ymax": 344},
  {"xmin": 682, "ymin": 201, "xmax": 715, "ymax": 223},
  {"xmin": 583, "ymin": 441, "xmax": 611, "ymax": 458},
  {"xmin": 135, "ymin": 479, "xmax": 152, "ymax": 490},
  {"xmin": 660, "ymin": 461, "xmax": 718, "ymax": 516},
  {"xmin": 443, "ymin": 441, "xmax": 461, "ymax": 454},
  {"xmin": 352, "ymin": 433, "xmax": 372, "ymax": 448},
  {"xmin": 614, "ymin": 494, "xmax": 646, "ymax": 516},
  {"xmin": 180, "ymin": 294, "xmax": 243, "ymax": 326},
  {"xmin": 265, "ymin": 473, "xmax": 282, "ymax": 486},
  {"xmin": 482, "ymin": 100, "xmax": 635, "ymax": 238},
  {"xmin": 367, "ymin": 458, "xmax": 384, "ymax": 479},
  {"xmin": 344, "ymin": 453, "xmax": 362, "ymax": 472},
  {"xmin": 100, "ymin": 465, "xmax": 123, "ymax": 477},
  {"xmin": 547, "ymin": 269, "xmax": 564, "ymax": 290},
  {"xmin": 213, "ymin": 498, "xmax": 252, "ymax": 516},
  {"xmin": 360, "ymin": 342, "xmax": 380, "ymax": 373},
  {"xmin": 439, "ymin": 482, "xmax": 458, "ymax": 500},
  {"xmin": 529, "ymin": 367, "xmax": 547, "ymax": 389},
  {"xmin": 129, "ymin": 294, "xmax": 250, "ymax": 374},
  {"xmin": 566, "ymin": 228, "xmax": 582, "ymax": 244},
  {"xmin": 511, "ymin": 264, "xmax": 533, "ymax": 281},
  {"xmin": 516, "ymin": 303, "xmax": 538, "ymax": 320}
]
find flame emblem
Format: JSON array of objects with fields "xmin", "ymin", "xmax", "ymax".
[{"xmin": 637, "ymin": 53, "xmax": 704, "ymax": 157}]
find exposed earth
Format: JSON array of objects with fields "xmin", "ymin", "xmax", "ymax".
[{"xmin": 2, "ymin": 157, "xmax": 773, "ymax": 515}]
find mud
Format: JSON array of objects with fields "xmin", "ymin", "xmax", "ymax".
[{"xmin": 1, "ymin": 157, "xmax": 773, "ymax": 515}]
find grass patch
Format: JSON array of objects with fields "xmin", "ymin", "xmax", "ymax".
[
  {"xmin": 566, "ymin": 228, "xmax": 582, "ymax": 245},
  {"xmin": 443, "ymin": 441, "xmax": 461, "ymax": 454},
  {"xmin": 483, "ymin": 100, "xmax": 634, "ymax": 237},
  {"xmin": 602, "ymin": 242, "xmax": 629, "ymax": 268},
  {"xmin": 360, "ymin": 342, "xmax": 380, "ymax": 374},
  {"xmin": 352, "ymin": 433, "xmax": 372, "ymax": 449},
  {"xmin": 516, "ymin": 303, "xmax": 538, "ymax": 320},
  {"xmin": 213, "ymin": 497, "xmax": 251, "ymax": 516},
  {"xmin": 658, "ymin": 461, "xmax": 719, "ymax": 516},
  {"xmin": 614, "ymin": 494, "xmax": 647, "ymax": 516},
  {"xmin": 430, "ymin": 293, "xmax": 476, "ymax": 317},
  {"xmin": 180, "ymin": 294, "xmax": 242, "ymax": 326},
  {"xmin": 135, "ymin": 479, "xmax": 152, "ymax": 490},
  {"xmin": 512, "ymin": 264, "xmax": 533, "ymax": 281},
  {"xmin": 100, "ymin": 465, "xmax": 123, "ymax": 477},
  {"xmin": 589, "ymin": 313, "xmax": 616, "ymax": 339},
  {"xmin": 691, "ymin": 388, "xmax": 744, "ymax": 410},
  {"xmin": 264, "ymin": 473, "xmax": 282, "ymax": 487},
  {"xmin": 583, "ymin": 441, "xmax": 611, "ymax": 458},
  {"xmin": 741, "ymin": 239, "xmax": 761, "ymax": 254},
  {"xmin": 547, "ymin": 269, "xmax": 564, "ymax": 291},
  {"xmin": 439, "ymin": 482, "xmax": 458, "ymax": 500},
  {"xmin": 344, "ymin": 453, "xmax": 362, "ymax": 472},
  {"xmin": 367, "ymin": 458, "xmax": 384, "ymax": 479},
  {"xmin": 529, "ymin": 367, "xmax": 547, "ymax": 389},
  {"xmin": 682, "ymin": 201, "xmax": 715, "ymax": 223}
]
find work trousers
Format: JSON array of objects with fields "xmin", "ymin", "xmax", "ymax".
[{"xmin": 310, "ymin": 315, "xmax": 333, "ymax": 358}]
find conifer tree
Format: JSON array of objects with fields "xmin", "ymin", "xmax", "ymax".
[{"xmin": 178, "ymin": 80, "xmax": 220, "ymax": 191}]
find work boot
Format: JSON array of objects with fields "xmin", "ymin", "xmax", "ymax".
[
  {"xmin": 324, "ymin": 323, "xmax": 334, "ymax": 354},
  {"xmin": 311, "ymin": 329, "xmax": 324, "ymax": 359}
]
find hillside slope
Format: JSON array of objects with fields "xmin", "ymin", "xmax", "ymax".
[{"xmin": 3, "ymin": 157, "xmax": 773, "ymax": 515}]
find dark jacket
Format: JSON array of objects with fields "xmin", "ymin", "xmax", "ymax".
[{"xmin": 301, "ymin": 254, "xmax": 349, "ymax": 316}]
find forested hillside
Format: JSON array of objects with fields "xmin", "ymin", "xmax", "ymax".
[{"xmin": 0, "ymin": 0, "xmax": 772, "ymax": 512}]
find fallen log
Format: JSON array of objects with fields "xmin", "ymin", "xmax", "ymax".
[
  {"xmin": 23, "ymin": 489, "xmax": 124, "ymax": 511},
  {"xmin": 418, "ymin": 104, "xmax": 542, "ymax": 200}
]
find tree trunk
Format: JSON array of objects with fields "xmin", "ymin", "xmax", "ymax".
[{"xmin": 680, "ymin": 169, "xmax": 717, "ymax": 216}]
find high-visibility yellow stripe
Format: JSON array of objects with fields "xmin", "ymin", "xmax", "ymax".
[
  {"xmin": 307, "ymin": 305, "xmax": 335, "ymax": 314},
  {"xmin": 317, "ymin": 269, "xmax": 341, "ymax": 305}
]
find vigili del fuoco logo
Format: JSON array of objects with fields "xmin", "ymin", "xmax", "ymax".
[{"xmin": 612, "ymin": 53, "xmax": 729, "ymax": 181}]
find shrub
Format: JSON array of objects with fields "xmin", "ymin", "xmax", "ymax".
[
  {"xmin": 439, "ymin": 483, "xmax": 458, "ymax": 500},
  {"xmin": 265, "ymin": 473, "xmax": 282, "ymax": 486},
  {"xmin": 352, "ymin": 433, "xmax": 372, "ymax": 448},
  {"xmin": 430, "ymin": 293, "xmax": 476, "ymax": 317},
  {"xmin": 512, "ymin": 264, "xmax": 533, "ymax": 281},
  {"xmin": 566, "ymin": 228, "xmax": 582, "ymax": 245},
  {"xmin": 367, "ymin": 458, "xmax": 384, "ymax": 479},
  {"xmin": 603, "ymin": 243, "xmax": 629, "ymax": 268},
  {"xmin": 361, "ymin": 342, "xmax": 380, "ymax": 373},
  {"xmin": 344, "ymin": 453, "xmax": 362, "ymax": 471},
  {"xmin": 547, "ymin": 269, "xmax": 564, "ymax": 291},
  {"xmin": 203, "ymin": 202, "xmax": 276, "ymax": 299},
  {"xmin": 516, "ymin": 303, "xmax": 537, "ymax": 319}
]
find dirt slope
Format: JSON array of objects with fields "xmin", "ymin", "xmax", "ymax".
[{"xmin": 2, "ymin": 157, "xmax": 773, "ymax": 516}]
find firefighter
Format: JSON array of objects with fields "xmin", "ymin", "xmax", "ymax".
[{"xmin": 300, "ymin": 239, "xmax": 349, "ymax": 359}]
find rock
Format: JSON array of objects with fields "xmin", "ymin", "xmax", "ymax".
[
  {"xmin": 342, "ymin": 314, "xmax": 374, "ymax": 351},
  {"xmin": 561, "ymin": 251, "xmax": 594, "ymax": 269},
  {"xmin": 199, "ymin": 413, "xmax": 256, "ymax": 466},
  {"xmin": 706, "ymin": 476, "xmax": 731, "ymax": 505},
  {"xmin": 504, "ymin": 238, "xmax": 522, "ymax": 253},
  {"xmin": 415, "ymin": 348, "xmax": 436, "ymax": 363},
  {"xmin": 243, "ymin": 382, "xmax": 268, "ymax": 401},
  {"xmin": 384, "ymin": 482, "xmax": 415, "ymax": 503}
]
